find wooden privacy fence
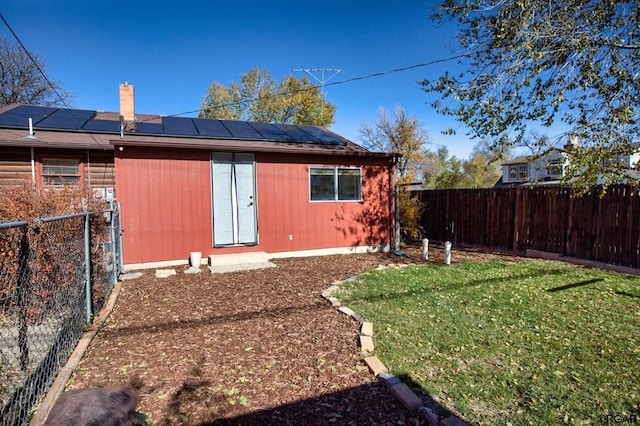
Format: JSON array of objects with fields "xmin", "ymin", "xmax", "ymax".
[{"xmin": 412, "ymin": 185, "xmax": 640, "ymax": 269}]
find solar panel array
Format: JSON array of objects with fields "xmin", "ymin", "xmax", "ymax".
[{"xmin": 0, "ymin": 105, "xmax": 348, "ymax": 146}]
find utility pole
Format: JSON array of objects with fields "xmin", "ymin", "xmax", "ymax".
[{"xmin": 292, "ymin": 68, "xmax": 341, "ymax": 123}]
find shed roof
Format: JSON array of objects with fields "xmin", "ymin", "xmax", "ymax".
[{"xmin": 0, "ymin": 104, "xmax": 392, "ymax": 158}]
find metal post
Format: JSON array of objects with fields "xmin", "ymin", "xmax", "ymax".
[
  {"xmin": 395, "ymin": 177, "xmax": 401, "ymax": 251},
  {"xmin": 117, "ymin": 202, "xmax": 124, "ymax": 274},
  {"xmin": 444, "ymin": 241, "xmax": 452, "ymax": 265},
  {"xmin": 84, "ymin": 213, "xmax": 92, "ymax": 323},
  {"xmin": 109, "ymin": 201, "xmax": 118, "ymax": 285},
  {"xmin": 422, "ymin": 238, "xmax": 429, "ymax": 261},
  {"xmin": 17, "ymin": 226, "xmax": 30, "ymax": 371}
]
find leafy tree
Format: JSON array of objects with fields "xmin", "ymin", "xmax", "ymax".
[
  {"xmin": 422, "ymin": 0, "xmax": 639, "ymax": 192},
  {"xmin": 0, "ymin": 36, "xmax": 71, "ymax": 107},
  {"xmin": 359, "ymin": 106, "xmax": 429, "ymax": 183},
  {"xmin": 430, "ymin": 147, "xmax": 467, "ymax": 188},
  {"xmin": 423, "ymin": 143, "xmax": 505, "ymax": 189},
  {"xmin": 200, "ymin": 68, "xmax": 336, "ymax": 126},
  {"xmin": 463, "ymin": 150, "xmax": 503, "ymax": 187}
]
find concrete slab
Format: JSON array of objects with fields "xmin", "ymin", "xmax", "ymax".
[
  {"xmin": 155, "ymin": 269, "xmax": 176, "ymax": 278},
  {"xmin": 119, "ymin": 272, "xmax": 143, "ymax": 280},
  {"xmin": 209, "ymin": 261, "xmax": 276, "ymax": 274}
]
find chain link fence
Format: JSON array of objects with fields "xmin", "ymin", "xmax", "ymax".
[{"xmin": 0, "ymin": 203, "xmax": 122, "ymax": 426}]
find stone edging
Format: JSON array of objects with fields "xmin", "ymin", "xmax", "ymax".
[{"xmin": 321, "ymin": 265, "xmax": 469, "ymax": 426}]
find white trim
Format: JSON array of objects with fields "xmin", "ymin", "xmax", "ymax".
[
  {"xmin": 123, "ymin": 244, "xmax": 390, "ymax": 272},
  {"xmin": 309, "ymin": 165, "xmax": 362, "ymax": 202},
  {"xmin": 268, "ymin": 244, "xmax": 389, "ymax": 259}
]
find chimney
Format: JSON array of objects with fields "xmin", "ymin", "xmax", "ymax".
[
  {"xmin": 119, "ymin": 82, "xmax": 135, "ymax": 122},
  {"xmin": 564, "ymin": 133, "xmax": 580, "ymax": 150}
]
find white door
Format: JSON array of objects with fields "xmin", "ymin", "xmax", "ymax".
[{"xmin": 211, "ymin": 153, "xmax": 257, "ymax": 246}]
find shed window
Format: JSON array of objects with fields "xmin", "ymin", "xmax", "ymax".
[
  {"xmin": 310, "ymin": 167, "xmax": 361, "ymax": 201},
  {"xmin": 40, "ymin": 157, "xmax": 82, "ymax": 187}
]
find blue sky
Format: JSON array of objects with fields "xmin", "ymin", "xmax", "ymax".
[{"xmin": 1, "ymin": 0, "xmax": 478, "ymax": 158}]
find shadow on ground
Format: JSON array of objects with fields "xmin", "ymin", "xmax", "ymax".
[{"xmin": 189, "ymin": 382, "xmax": 423, "ymax": 425}]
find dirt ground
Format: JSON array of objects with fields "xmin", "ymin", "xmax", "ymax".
[{"xmin": 66, "ymin": 244, "xmax": 506, "ymax": 425}]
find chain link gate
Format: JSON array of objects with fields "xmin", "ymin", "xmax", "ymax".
[{"xmin": 0, "ymin": 205, "xmax": 123, "ymax": 426}]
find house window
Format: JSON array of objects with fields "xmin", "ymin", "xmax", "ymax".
[
  {"xmin": 40, "ymin": 157, "xmax": 82, "ymax": 187},
  {"xmin": 310, "ymin": 167, "xmax": 362, "ymax": 201},
  {"xmin": 546, "ymin": 160, "xmax": 564, "ymax": 177},
  {"xmin": 508, "ymin": 164, "xmax": 528, "ymax": 181}
]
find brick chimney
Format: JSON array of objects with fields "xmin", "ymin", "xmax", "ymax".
[{"xmin": 119, "ymin": 82, "xmax": 135, "ymax": 122}]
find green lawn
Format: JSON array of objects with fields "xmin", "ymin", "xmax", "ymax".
[{"xmin": 337, "ymin": 259, "xmax": 640, "ymax": 425}]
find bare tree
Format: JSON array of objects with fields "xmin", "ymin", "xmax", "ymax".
[
  {"xmin": 359, "ymin": 106, "xmax": 429, "ymax": 183},
  {"xmin": 0, "ymin": 36, "xmax": 71, "ymax": 107}
]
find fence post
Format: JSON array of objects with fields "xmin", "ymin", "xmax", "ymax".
[
  {"xmin": 117, "ymin": 202, "xmax": 124, "ymax": 274},
  {"xmin": 109, "ymin": 202, "xmax": 118, "ymax": 285},
  {"xmin": 16, "ymin": 226, "xmax": 30, "ymax": 371},
  {"xmin": 84, "ymin": 213, "xmax": 92, "ymax": 323}
]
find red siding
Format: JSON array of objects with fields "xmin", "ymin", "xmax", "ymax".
[
  {"xmin": 255, "ymin": 154, "xmax": 393, "ymax": 252},
  {"xmin": 116, "ymin": 147, "xmax": 394, "ymax": 264},
  {"xmin": 116, "ymin": 147, "xmax": 213, "ymax": 263}
]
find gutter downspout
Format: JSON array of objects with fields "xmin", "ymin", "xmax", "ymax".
[
  {"xmin": 30, "ymin": 147, "xmax": 36, "ymax": 184},
  {"xmin": 394, "ymin": 162, "xmax": 400, "ymax": 251},
  {"xmin": 389, "ymin": 154, "xmax": 401, "ymax": 252}
]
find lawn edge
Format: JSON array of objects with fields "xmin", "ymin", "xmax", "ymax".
[{"xmin": 321, "ymin": 264, "xmax": 469, "ymax": 426}]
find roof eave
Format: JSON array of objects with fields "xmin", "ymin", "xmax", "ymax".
[{"xmin": 111, "ymin": 138, "xmax": 396, "ymax": 159}]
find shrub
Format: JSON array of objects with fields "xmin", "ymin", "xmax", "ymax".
[
  {"xmin": 0, "ymin": 179, "xmax": 110, "ymax": 323},
  {"xmin": 399, "ymin": 187, "xmax": 423, "ymax": 241}
]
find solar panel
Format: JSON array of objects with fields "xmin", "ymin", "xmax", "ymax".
[
  {"xmin": 82, "ymin": 119, "xmax": 121, "ymax": 132},
  {"xmin": 163, "ymin": 116, "xmax": 198, "ymax": 136},
  {"xmin": 248, "ymin": 122, "xmax": 294, "ymax": 142},
  {"xmin": 0, "ymin": 105, "xmax": 58, "ymax": 127},
  {"xmin": 135, "ymin": 122, "xmax": 163, "ymax": 134},
  {"xmin": 274, "ymin": 123, "xmax": 322, "ymax": 143},
  {"xmin": 222, "ymin": 120, "xmax": 263, "ymax": 139},
  {"xmin": 38, "ymin": 108, "xmax": 95, "ymax": 130},
  {"xmin": 193, "ymin": 118, "xmax": 233, "ymax": 138},
  {"xmin": 298, "ymin": 125, "xmax": 347, "ymax": 145}
]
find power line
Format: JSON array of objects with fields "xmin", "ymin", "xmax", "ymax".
[
  {"xmin": 293, "ymin": 68, "xmax": 341, "ymax": 119},
  {"xmin": 156, "ymin": 55, "xmax": 466, "ymax": 122},
  {"xmin": 0, "ymin": 13, "xmax": 110, "ymax": 149},
  {"xmin": 0, "ymin": 13, "xmax": 69, "ymax": 108},
  {"xmin": 1, "ymin": 9, "xmax": 466, "ymax": 129}
]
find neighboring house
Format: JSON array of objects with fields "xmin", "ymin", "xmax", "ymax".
[
  {"xmin": 498, "ymin": 148, "xmax": 567, "ymax": 186},
  {"xmin": 0, "ymin": 83, "xmax": 397, "ymax": 268},
  {"xmin": 498, "ymin": 142, "xmax": 640, "ymax": 187}
]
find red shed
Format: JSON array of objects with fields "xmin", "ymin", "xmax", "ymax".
[{"xmin": 0, "ymin": 85, "xmax": 398, "ymax": 270}]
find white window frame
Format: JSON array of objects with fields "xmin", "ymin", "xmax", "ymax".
[
  {"xmin": 508, "ymin": 164, "xmax": 528, "ymax": 181},
  {"xmin": 309, "ymin": 166, "xmax": 362, "ymax": 202},
  {"xmin": 546, "ymin": 160, "xmax": 564, "ymax": 178},
  {"xmin": 39, "ymin": 155, "xmax": 83, "ymax": 187}
]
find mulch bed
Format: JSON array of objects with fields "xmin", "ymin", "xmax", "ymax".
[{"xmin": 66, "ymin": 244, "xmax": 501, "ymax": 425}]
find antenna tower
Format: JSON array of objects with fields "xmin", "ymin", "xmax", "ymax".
[{"xmin": 292, "ymin": 68, "xmax": 341, "ymax": 120}]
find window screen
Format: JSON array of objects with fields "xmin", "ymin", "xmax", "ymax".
[
  {"xmin": 310, "ymin": 167, "xmax": 361, "ymax": 201},
  {"xmin": 41, "ymin": 158, "xmax": 81, "ymax": 186}
]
